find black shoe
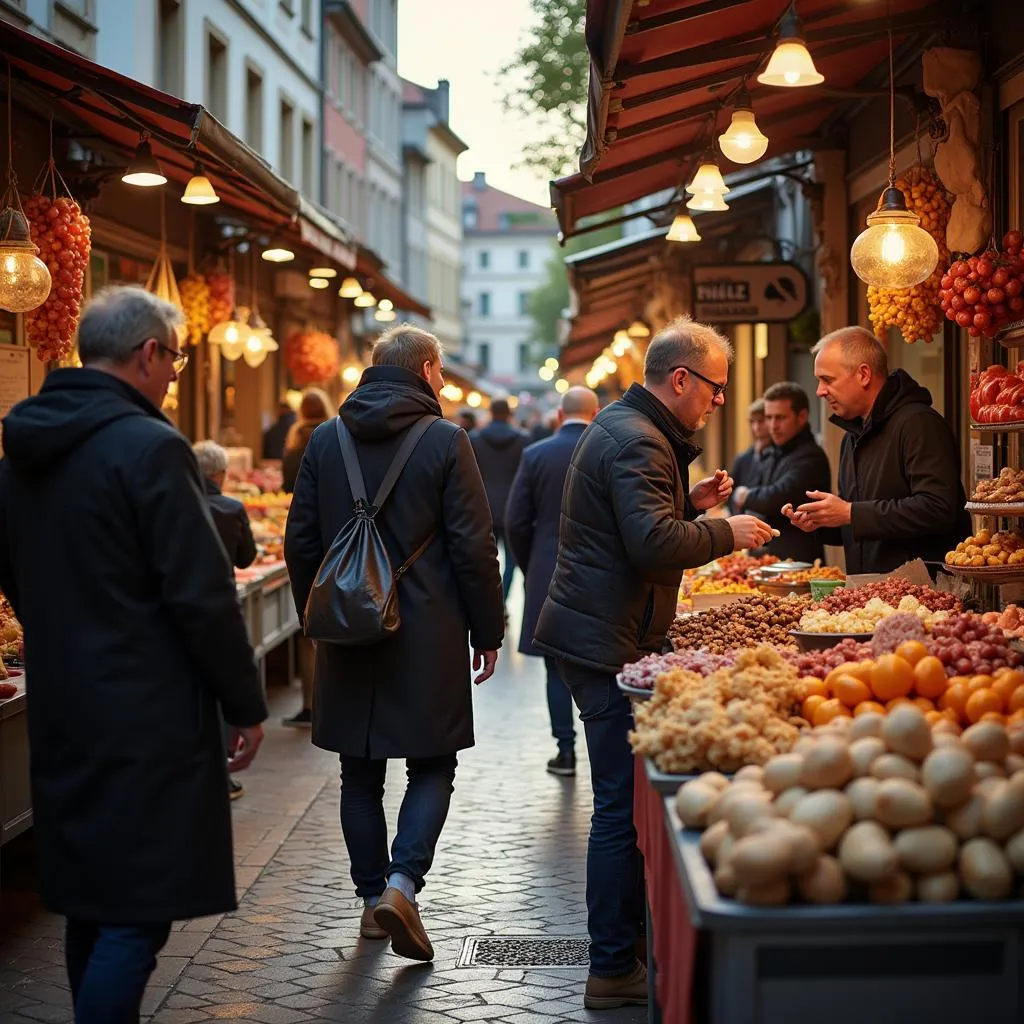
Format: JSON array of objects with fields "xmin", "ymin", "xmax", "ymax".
[
  {"xmin": 283, "ymin": 708, "xmax": 312, "ymax": 728},
  {"xmin": 546, "ymin": 752, "xmax": 576, "ymax": 777},
  {"xmin": 229, "ymin": 778, "xmax": 244, "ymax": 801}
]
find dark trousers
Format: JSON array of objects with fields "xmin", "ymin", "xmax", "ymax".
[
  {"xmin": 496, "ymin": 529, "xmax": 516, "ymax": 600},
  {"xmin": 543, "ymin": 655, "xmax": 576, "ymax": 755},
  {"xmin": 339, "ymin": 753, "xmax": 458, "ymax": 898},
  {"xmin": 560, "ymin": 659, "xmax": 642, "ymax": 978},
  {"xmin": 65, "ymin": 919, "xmax": 171, "ymax": 1023}
]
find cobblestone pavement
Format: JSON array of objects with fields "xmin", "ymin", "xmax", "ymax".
[{"xmin": 0, "ymin": 592, "xmax": 646, "ymax": 1024}]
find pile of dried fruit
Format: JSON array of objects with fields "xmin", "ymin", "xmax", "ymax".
[
  {"xmin": 946, "ymin": 528, "xmax": 1024, "ymax": 568},
  {"xmin": 619, "ymin": 650, "xmax": 736, "ymax": 691},
  {"xmin": 687, "ymin": 577, "xmax": 756, "ymax": 596},
  {"xmin": 684, "ymin": 553, "xmax": 775, "ymax": 584},
  {"xmin": 971, "ymin": 468, "xmax": 1024, "ymax": 504},
  {"xmin": 799, "ymin": 595, "xmax": 948, "ymax": 635},
  {"xmin": 668, "ymin": 594, "xmax": 811, "ymax": 654},
  {"xmin": 206, "ymin": 266, "xmax": 236, "ymax": 326}
]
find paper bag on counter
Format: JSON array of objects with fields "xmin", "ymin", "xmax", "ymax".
[{"xmin": 845, "ymin": 559, "xmax": 933, "ymax": 590}]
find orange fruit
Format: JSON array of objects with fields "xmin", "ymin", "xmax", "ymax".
[
  {"xmin": 981, "ymin": 711, "xmax": 1008, "ymax": 725},
  {"xmin": 913, "ymin": 656, "xmax": 949, "ymax": 700},
  {"xmin": 996, "ymin": 668, "xmax": 1024, "ymax": 686},
  {"xmin": 968, "ymin": 674, "xmax": 995, "ymax": 693},
  {"xmin": 965, "ymin": 687, "xmax": 1003, "ymax": 724},
  {"xmin": 802, "ymin": 694, "xmax": 826, "ymax": 721},
  {"xmin": 801, "ymin": 677, "xmax": 829, "ymax": 699},
  {"xmin": 813, "ymin": 698, "xmax": 852, "ymax": 726},
  {"xmin": 870, "ymin": 655, "xmax": 915, "ymax": 702},
  {"xmin": 886, "ymin": 697, "xmax": 912, "ymax": 711},
  {"xmin": 992, "ymin": 673, "xmax": 1023, "ymax": 707},
  {"xmin": 1009, "ymin": 687, "xmax": 1024, "ymax": 715},
  {"xmin": 855, "ymin": 700, "xmax": 886, "ymax": 716},
  {"xmin": 895, "ymin": 640, "xmax": 929, "ymax": 666},
  {"xmin": 933, "ymin": 718, "xmax": 962, "ymax": 736},
  {"xmin": 825, "ymin": 661, "xmax": 873, "ymax": 693},
  {"xmin": 924, "ymin": 710, "xmax": 944, "ymax": 725},
  {"xmin": 833, "ymin": 674, "xmax": 873, "ymax": 708},
  {"xmin": 1008, "ymin": 709, "xmax": 1024, "ymax": 726},
  {"xmin": 939, "ymin": 681, "xmax": 970, "ymax": 718},
  {"xmin": 912, "ymin": 697, "xmax": 936, "ymax": 712}
]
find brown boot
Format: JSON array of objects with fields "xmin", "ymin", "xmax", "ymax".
[
  {"xmin": 584, "ymin": 960, "xmax": 648, "ymax": 1009},
  {"xmin": 372, "ymin": 888, "xmax": 434, "ymax": 961},
  {"xmin": 359, "ymin": 903, "xmax": 387, "ymax": 940}
]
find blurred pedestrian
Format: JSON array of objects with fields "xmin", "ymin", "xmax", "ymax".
[
  {"xmin": 262, "ymin": 400, "xmax": 296, "ymax": 460},
  {"xmin": 506, "ymin": 386, "xmax": 599, "ymax": 778},
  {"xmin": 456, "ymin": 409, "xmax": 477, "ymax": 431},
  {"xmin": 285, "ymin": 324, "xmax": 503, "ymax": 962},
  {"xmin": 727, "ymin": 398, "xmax": 769, "ymax": 513},
  {"xmin": 470, "ymin": 398, "xmax": 529, "ymax": 606},
  {"xmin": 282, "ymin": 388, "xmax": 332, "ymax": 493},
  {"xmin": 534, "ymin": 316, "xmax": 774, "ymax": 1009},
  {"xmin": 193, "ymin": 440, "xmax": 257, "ymax": 570},
  {"xmin": 0, "ymin": 285, "xmax": 266, "ymax": 1023}
]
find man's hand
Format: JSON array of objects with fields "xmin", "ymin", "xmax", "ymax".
[
  {"xmin": 227, "ymin": 724, "xmax": 265, "ymax": 772},
  {"xmin": 691, "ymin": 470, "xmax": 733, "ymax": 511},
  {"xmin": 733, "ymin": 485, "xmax": 750, "ymax": 510},
  {"xmin": 473, "ymin": 649, "xmax": 498, "ymax": 685},
  {"xmin": 792, "ymin": 491, "xmax": 852, "ymax": 529},
  {"xmin": 781, "ymin": 503, "xmax": 816, "ymax": 533},
  {"xmin": 727, "ymin": 515, "xmax": 776, "ymax": 552}
]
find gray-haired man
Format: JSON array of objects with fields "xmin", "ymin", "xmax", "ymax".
[{"xmin": 0, "ymin": 285, "xmax": 266, "ymax": 1022}]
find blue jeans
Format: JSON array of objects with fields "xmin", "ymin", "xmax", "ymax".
[
  {"xmin": 65, "ymin": 919, "xmax": 171, "ymax": 1023},
  {"xmin": 496, "ymin": 529, "xmax": 516, "ymax": 601},
  {"xmin": 340, "ymin": 753, "xmax": 458, "ymax": 897},
  {"xmin": 560, "ymin": 660, "xmax": 641, "ymax": 978},
  {"xmin": 543, "ymin": 656, "xmax": 576, "ymax": 755}
]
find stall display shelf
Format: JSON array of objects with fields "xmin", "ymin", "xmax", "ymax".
[
  {"xmin": 0, "ymin": 678, "xmax": 31, "ymax": 846},
  {"xmin": 790, "ymin": 629, "xmax": 873, "ymax": 651},
  {"xmin": 971, "ymin": 421, "xmax": 1024, "ymax": 432},
  {"xmin": 644, "ymin": 756, "xmax": 701, "ymax": 794},
  {"xmin": 616, "ymin": 675, "xmax": 654, "ymax": 701},
  {"xmin": 995, "ymin": 318, "xmax": 1024, "ymax": 349},
  {"xmin": 966, "ymin": 502, "xmax": 1024, "ymax": 516},
  {"xmin": 942, "ymin": 563, "xmax": 1024, "ymax": 585}
]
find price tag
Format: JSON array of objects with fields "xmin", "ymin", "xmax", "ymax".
[{"xmin": 972, "ymin": 441, "xmax": 994, "ymax": 481}]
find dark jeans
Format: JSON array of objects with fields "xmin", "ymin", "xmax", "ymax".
[
  {"xmin": 560, "ymin": 659, "xmax": 642, "ymax": 978},
  {"xmin": 496, "ymin": 529, "xmax": 516, "ymax": 600},
  {"xmin": 65, "ymin": 919, "xmax": 171, "ymax": 1023},
  {"xmin": 543, "ymin": 656, "xmax": 576, "ymax": 755},
  {"xmin": 339, "ymin": 753, "xmax": 458, "ymax": 898}
]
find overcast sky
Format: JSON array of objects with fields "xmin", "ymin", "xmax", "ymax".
[{"xmin": 396, "ymin": 0, "xmax": 554, "ymax": 206}]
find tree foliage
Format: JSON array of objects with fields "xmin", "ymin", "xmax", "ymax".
[{"xmin": 498, "ymin": 0, "xmax": 589, "ymax": 181}]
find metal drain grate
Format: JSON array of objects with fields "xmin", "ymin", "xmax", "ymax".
[{"xmin": 458, "ymin": 936, "xmax": 590, "ymax": 968}]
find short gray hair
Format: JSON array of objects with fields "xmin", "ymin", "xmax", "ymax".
[
  {"xmin": 372, "ymin": 323, "xmax": 442, "ymax": 373},
  {"xmin": 78, "ymin": 285, "xmax": 184, "ymax": 366},
  {"xmin": 643, "ymin": 315, "xmax": 734, "ymax": 384},
  {"xmin": 193, "ymin": 440, "xmax": 229, "ymax": 478},
  {"xmin": 561, "ymin": 386, "xmax": 598, "ymax": 417},
  {"xmin": 812, "ymin": 327, "xmax": 888, "ymax": 377}
]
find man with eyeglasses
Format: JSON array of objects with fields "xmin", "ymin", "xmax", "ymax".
[
  {"xmin": 0, "ymin": 285, "xmax": 266, "ymax": 1022},
  {"xmin": 534, "ymin": 315, "xmax": 774, "ymax": 1010}
]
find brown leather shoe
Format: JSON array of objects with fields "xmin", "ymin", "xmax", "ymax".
[
  {"xmin": 372, "ymin": 888, "xmax": 434, "ymax": 961},
  {"xmin": 584, "ymin": 960, "xmax": 648, "ymax": 1009},
  {"xmin": 360, "ymin": 903, "xmax": 387, "ymax": 940}
]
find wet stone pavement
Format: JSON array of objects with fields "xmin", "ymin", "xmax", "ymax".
[{"xmin": 0, "ymin": 590, "xmax": 647, "ymax": 1024}]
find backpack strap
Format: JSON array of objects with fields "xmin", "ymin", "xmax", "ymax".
[
  {"xmin": 370, "ymin": 417, "xmax": 437, "ymax": 509},
  {"xmin": 335, "ymin": 418, "xmax": 370, "ymax": 509}
]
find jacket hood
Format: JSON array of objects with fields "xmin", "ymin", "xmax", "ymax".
[
  {"xmin": 475, "ymin": 420, "xmax": 525, "ymax": 450},
  {"xmin": 831, "ymin": 369, "xmax": 932, "ymax": 437},
  {"xmin": 1, "ymin": 368, "xmax": 164, "ymax": 472},
  {"xmin": 340, "ymin": 365, "xmax": 441, "ymax": 441}
]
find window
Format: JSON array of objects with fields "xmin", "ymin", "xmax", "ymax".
[
  {"xmin": 518, "ymin": 250, "xmax": 529, "ymax": 269},
  {"xmin": 205, "ymin": 31, "xmax": 228, "ymax": 122},
  {"xmin": 245, "ymin": 67, "xmax": 263, "ymax": 153},
  {"xmin": 301, "ymin": 0, "xmax": 313, "ymax": 35},
  {"xmin": 301, "ymin": 118, "xmax": 315, "ymax": 198},
  {"xmin": 519, "ymin": 343, "xmax": 531, "ymax": 373},
  {"xmin": 478, "ymin": 343, "xmax": 490, "ymax": 372},
  {"xmin": 156, "ymin": 0, "xmax": 183, "ymax": 95},
  {"xmin": 478, "ymin": 250, "xmax": 490, "ymax": 270},
  {"xmin": 463, "ymin": 202, "xmax": 478, "ymax": 230},
  {"xmin": 279, "ymin": 0, "xmax": 294, "ymax": 14},
  {"xmin": 478, "ymin": 292, "xmax": 491, "ymax": 317},
  {"xmin": 518, "ymin": 291, "xmax": 530, "ymax": 316},
  {"xmin": 279, "ymin": 99, "xmax": 295, "ymax": 183}
]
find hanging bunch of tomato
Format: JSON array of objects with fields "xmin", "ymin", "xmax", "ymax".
[
  {"xmin": 867, "ymin": 167, "xmax": 951, "ymax": 344},
  {"xmin": 207, "ymin": 265, "xmax": 236, "ymax": 327},
  {"xmin": 285, "ymin": 329, "xmax": 340, "ymax": 386},
  {"xmin": 179, "ymin": 273, "xmax": 211, "ymax": 346},
  {"xmin": 939, "ymin": 231, "xmax": 1024, "ymax": 339}
]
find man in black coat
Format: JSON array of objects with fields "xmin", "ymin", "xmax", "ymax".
[
  {"xmin": 505, "ymin": 386, "xmax": 599, "ymax": 778},
  {"xmin": 534, "ymin": 317, "xmax": 775, "ymax": 1009},
  {"xmin": 193, "ymin": 440, "xmax": 257, "ymax": 570},
  {"xmin": 0, "ymin": 286, "xmax": 266, "ymax": 1022},
  {"xmin": 727, "ymin": 397, "xmax": 769, "ymax": 513},
  {"xmin": 262, "ymin": 400, "xmax": 296, "ymax": 460},
  {"xmin": 285, "ymin": 324, "xmax": 504, "ymax": 963},
  {"xmin": 732, "ymin": 381, "xmax": 832, "ymax": 564},
  {"xmin": 784, "ymin": 326, "xmax": 970, "ymax": 573},
  {"xmin": 470, "ymin": 398, "xmax": 529, "ymax": 603}
]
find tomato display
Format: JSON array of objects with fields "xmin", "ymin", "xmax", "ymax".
[
  {"xmin": 284, "ymin": 328, "xmax": 340, "ymax": 386},
  {"xmin": 970, "ymin": 363, "xmax": 1024, "ymax": 426},
  {"xmin": 939, "ymin": 231, "xmax": 1024, "ymax": 339}
]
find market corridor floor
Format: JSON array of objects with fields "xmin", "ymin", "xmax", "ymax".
[{"xmin": 0, "ymin": 607, "xmax": 646, "ymax": 1024}]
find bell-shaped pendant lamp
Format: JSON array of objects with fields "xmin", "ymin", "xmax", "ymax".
[
  {"xmin": 757, "ymin": 6, "xmax": 824, "ymax": 88},
  {"xmin": 626, "ymin": 319, "xmax": 650, "ymax": 341},
  {"xmin": 0, "ymin": 206, "xmax": 52, "ymax": 312},
  {"xmin": 309, "ymin": 276, "xmax": 330, "ymax": 290},
  {"xmin": 686, "ymin": 159, "xmax": 729, "ymax": 197},
  {"xmin": 122, "ymin": 137, "xmax": 167, "ymax": 187},
  {"xmin": 666, "ymin": 212, "xmax": 702, "ymax": 243},
  {"xmin": 718, "ymin": 93, "xmax": 769, "ymax": 164},
  {"xmin": 686, "ymin": 192, "xmax": 730, "ymax": 213},
  {"xmin": 309, "ymin": 266, "xmax": 337, "ymax": 279},
  {"xmin": 374, "ymin": 297, "xmax": 396, "ymax": 322},
  {"xmin": 339, "ymin": 276, "xmax": 362, "ymax": 298},
  {"xmin": 354, "ymin": 290, "xmax": 376, "ymax": 308},
  {"xmin": 181, "ymin": 163, "xmax": 219, "ymax": 205}
]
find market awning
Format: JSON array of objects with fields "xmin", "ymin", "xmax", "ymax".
[
  {"xmin": 354, "ymin": 245, "xmax": 431, "ymax": 318},
  {"xmin": 0, "ymin": 20, "xmax": 356, "ymax": 266},
  {"xmin": 552, "ymin": 0, "xmax": 949, "ymax": 238}
]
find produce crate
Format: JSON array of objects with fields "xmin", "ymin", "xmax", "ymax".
[
  {"xmin": 0, "ymin": 685, "xmax": 31, "ymax": 846},
  {"xmin": 667, "ymin": 800, "xmax": 1024, "ymax": 1024}
]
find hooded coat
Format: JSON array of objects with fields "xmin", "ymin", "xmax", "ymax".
[
  {"xmin": 469, "ymin": 420, "xmax": 529, "ymax": 532},
  {"xmin": 0, "ymin": 368, "xmax": 266, "ymax": 923},
  {"xmin": 828, "ymin": 369, "xmax": 971, "ymax": 574},
  {"xmin": 284, "ymin": 366, "xmax": 504, "ymax": 758}
]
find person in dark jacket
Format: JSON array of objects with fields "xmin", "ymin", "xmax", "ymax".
[
  {"xmin": 281, "ymin": 387, "xmax": 331, "ymax": 493},
  {"xmin": 505, "ymin": 386, "xmax": 599, "ymax": 778},
  {"xmin": 285, "ymin": 323, "xmax": 504, "ymax": 963},
  {"xmin": 727, "ymin": 398, "xmax": 770, "ymax": 513},
  {"xmin": 0, "ymin": 286, "xmax": 266, "ymax": 1023},
  {"xmin": 262, "ymin": 400, "xmax": 296, "ymax": 460},
  {"xmin": 193, "ymin": 440, "xmax": 257, "ymax": 570},
  {"xmin": 534, "ymin": 316, "xmax": 775, "ymax": 1009},
  {"xmin": 470, "ymin": 398, "xmax": 529, "ymax": 602},
  {"xmin": 784, "ymin": 327, "xmax": 970, "ymax": 573},
  {"xmin": 732, "ymin": 381, "xmax": 831, "ymax": 564}
]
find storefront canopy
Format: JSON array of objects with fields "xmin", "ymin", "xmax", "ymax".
[
  {"xmin": 0, "ymin": 20, "xmax": 355, "ymax": 266},
  {"xmin": 354, "ymin": 246, "xmax": 431, "ymax": 318},
  {"xmin": 553, "ymin": 0, "xmax": 948, "ymax": 238}
]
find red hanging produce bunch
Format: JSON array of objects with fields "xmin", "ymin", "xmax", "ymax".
[
  {"xmin": 939, "ymin": 231, "xmax": 1024, "ymax": 339},
  {"xmin": 22, "ymin": 193, "xmax": 91, "ymax": 363},
  {"xmin": 207, "ymin": 266, "xmax": 236, "ymax": 327},
  {"xmin": 969, "ymin": 362, "xmax": 1024, "ymax": 425},
  {"xmin": 285, "ymin": 329, "xmax": 340, "ymax": 386}
]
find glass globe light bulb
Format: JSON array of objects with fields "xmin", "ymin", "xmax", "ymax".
[
  {"xmin": 718, "ymin": 109, "xmax": 769, "ymax": 164},
  {"xmin": 850, "ymin": 187, "xmax": 939, "ymax": 289},
  {"xmin": 0, "ymin": 208, "xmax": 53, "ymax": 312}
]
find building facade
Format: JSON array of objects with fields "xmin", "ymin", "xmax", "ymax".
[{"xmin": 461, "ymin": 173, "xmax": 557, "ymax": 390}]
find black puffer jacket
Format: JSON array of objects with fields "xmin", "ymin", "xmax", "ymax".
[
  {"xmin": 469, "ymin": 421, "xmax": 529, "ymax": 531},
  {"xmin": 534, "ymin": 384, "xmax": 735, "ymax": 674}
]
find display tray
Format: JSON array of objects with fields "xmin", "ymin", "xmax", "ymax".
[
  {"xmin": 970, "ymin": 421, "xmax": 1024, "ymax": 432},
  {"xmin": 790, "ymin": 629, "xmax": 873, "ymax": 651},
  {"xmin": 690, "ymin": 592, "xmax": 755, "ymax": 610},
  {"xmin": 943, "ymin": 563, "xmax": 1024, "ymax": 584},
  {"xmin": 758, "ymin": 580, "xmax": 812, "ymax": 597},
  {"xmin": 966, "ymin": 502, "xmax": 1024, "ymax": 516},
  {"xmin": 616, "ymin": 675, "xmax": 654, "ymax": 701},
  {"xmin": 644, "ymin": 757, "xmax": 702, "ymax": 794}
]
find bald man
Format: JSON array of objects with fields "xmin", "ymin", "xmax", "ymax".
[{"xmin": 505, "ymin": 387, "xmax": 600, "ymax": 776}]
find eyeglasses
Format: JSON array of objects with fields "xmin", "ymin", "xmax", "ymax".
[
  {"xmin": 134, "ymin": 338, "xmax": 189, "ymax": 373},
  {"xmin": 674, "ymin": 364, "xmax": 727, "ymax": 399}
]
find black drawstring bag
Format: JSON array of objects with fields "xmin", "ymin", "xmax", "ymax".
[{"xmin": 303, "ymin": 416, "xmax": 437, "ymax": 645}]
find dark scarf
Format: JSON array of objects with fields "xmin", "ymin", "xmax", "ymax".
[{"xmin": 620, "ymin": 384, "xmax": 702, "ymax": 469}]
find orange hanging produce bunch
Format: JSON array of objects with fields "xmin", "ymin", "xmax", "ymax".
[
  {"xmin": 179, "ymin": 273, "xmax": 211, "ymax": 346},
  {"xmin": 206, "ymin": 265, "xmax": 236, "ymax": 327},
  {"xmin": 22, "ymin": 193, "xmax": 91, "ymax": 363},
  {"xmin": 285, "ymin": 328, "xmax": 340, "ymax": 386}
]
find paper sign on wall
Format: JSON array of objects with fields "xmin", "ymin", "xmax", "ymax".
[{"xmin": 972, "ymin": 440, "xmax": 994, "ymax": 481}]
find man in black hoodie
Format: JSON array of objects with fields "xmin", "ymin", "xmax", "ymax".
[
  {"xmin": 784, "ymin": 326, "xmax": 969, "ymax": 573},
  {"xmin": 0, "ymin": 286, "xmax": 266, "ymax": 1022}
]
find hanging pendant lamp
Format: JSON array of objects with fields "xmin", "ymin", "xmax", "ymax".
[
  {"xmin": 757, "ymin": 5, "xmax": 824, "ymax": 88},
  {"xmin": 718, "ymin": 90, "xmax": 769, "ymax": 164},
  {"xmin": 666, "ymin": 212, "xmax": 702, "ymax": 243}
]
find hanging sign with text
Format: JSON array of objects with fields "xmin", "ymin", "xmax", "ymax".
[{"xmin": 691, "ymin": 262, "xmax": 810, "ymax": 323}]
